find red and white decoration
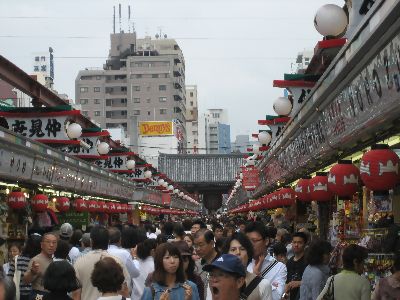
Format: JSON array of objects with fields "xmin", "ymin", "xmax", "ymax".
[
  {"xmin": 56, "ymin": 197, "xmax": 70, "ymax": 212},
  {"xmin": 31, "ymin": 194, "xmax": 49, "ymax": 212},
  {"xmin": 295, "ymin": 177, "xmax": 311, "ymax": 202},
  {"xmin": 73, "ymin": 198, "xmax": 88, "ymax": 213},
  {"xmin": 87, "ymin": 200, "xmax": 98, "ymax": 213},
  {"xmin": 7, "ymin": 192, "xmax": 27, "ymax": 210},
  {"xmin": 278, "ymin": 187, "xmax": 296, "ymax": 206},
  {"xmin": 328, "ymin": 161, "xmax": 360, "ymax": 198},
  {"xmin": 360, "ymin": 145, "xmax": 399, "ymax": 191},
  {"xmin": 309, "ymin": 173, "xmax": 334, "ymax": 202}
]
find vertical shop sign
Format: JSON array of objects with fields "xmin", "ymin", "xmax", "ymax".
[{"xmin": 242, "ymin": 167, "xmax": 260, "ymax": 191}]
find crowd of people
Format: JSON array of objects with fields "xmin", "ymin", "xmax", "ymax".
[{"xmin": 0, "ymin": 216, "xmax": 399, "ymax": 300}]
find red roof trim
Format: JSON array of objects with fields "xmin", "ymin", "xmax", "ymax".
[
  {"xmin": 35, "ymin": 139, "xmax": 81, "ymax": 145},
  {"xmin": 74, "ymin": 154, "xmax": 109, "ymax": 159},
  {"xmin": 273, "ymin": 80, "xmax": 315, "ymax": 88},
  {"xmin": 81, "ymin": 131, "xmax": 110, "ymax": 137},
  {"xmin": 0, "ymin": 110, "xmax": 81, "ymax": 118},
  {"xmin": 258, "ymin": 117, "xmax": 290, "ymax": 125},
  {"xmin": 317, "ymin": 38, "xmax": 347, "ymax": 50}
]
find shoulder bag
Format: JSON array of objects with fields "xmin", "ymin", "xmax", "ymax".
[
  {"xmin": 321, "ymin": 276, "xmax": 335, "ymax": 300},
  {"xmin": 12, "ymin": 255, "xmax": 20, "ymax": 300}
]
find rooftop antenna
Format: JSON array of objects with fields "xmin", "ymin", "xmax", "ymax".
[
  {"xmin": 128, "ymin": 5, "xmax": 131, "ymax": 33},
  {"xmin": 113, "ymin": 6, "xmax": 116, "ymax": 34},
  {"xmin": 119, "ymin": 3, "xmax": 122, "ymax": 33}
]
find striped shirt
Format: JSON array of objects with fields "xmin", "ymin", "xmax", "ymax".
[{"xmin": 7, "ymin": 255, "xmax": 32, "ymax": 296}]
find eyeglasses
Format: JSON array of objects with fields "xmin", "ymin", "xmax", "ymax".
[{"xmin": 209, "ymin": 271, "xmax": 231, "ymax": 280}]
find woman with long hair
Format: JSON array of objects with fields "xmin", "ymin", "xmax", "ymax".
[
  {"xmin": 141, "ymin": 242, "xmax": 200, "ymax": 300},
  {"xmin": 7, "ymin": 233, "xmax": 42, "ymax": 300},
  {"xmin": 222, "ymin": 232, "xmax": 272, "ymax": 300}
]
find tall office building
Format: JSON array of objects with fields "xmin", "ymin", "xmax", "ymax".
[
  {"xmin": 202, "ymin": 109, "xmax": 231, "ymax": 154},
  {"xmin": 185, "ymin": 85, "xmax": 199, "ymax": 154},
  {"xmin": 231, "ymin": 134, "xmax": 255, "ymax": 153},
  {"xmin": 75, "ymin": 32, "xmax": 186, "ymax": 152}
]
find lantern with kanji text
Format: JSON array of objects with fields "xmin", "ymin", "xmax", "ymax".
[
  {"xmin": 87, "ymin": 200, "xmax": 98, "ymax": 213},
  {"xmin": 360, "ymin": 144, "xmax": 399, "ymax": 191},
  {"xmin": 7, "ymin": 191, "xmax": 27, "ymax": 210},
  {"xmin": 328, "ymin": 160, "xmax": 360, "ymax": 198},
  {"xmin": 295, "ymin": 177, "xmax": 311, "ymax": 202},
  {"xmin": 31, "ymin": 194, "xmax": 49, "ymax": 212},
  {"xmin": 73, "ymin": 198, "xmax": 87, "ymax": 212},
  {"xmin": 98, "ymin": 201, "xmax": 106, "ymax": 213},
  {"xmin": 309, "ymin": 172, "xmax": 334, "ymax": 202},
  {"xmin": 56, "ymin": 197, "xmax": 70, "ymax": 213},
  {"xmin": 279, "ymin": 187, "xmax": 295, "ymax": 206}
]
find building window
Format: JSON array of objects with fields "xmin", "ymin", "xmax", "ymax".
[
  {"xmin": 96, "ymin": 75, "xmax": 101, "ymax": 80},
  {"xmin": 133, "ymin": 110, "xmax": 140, "ymax": 115},
  {"xmin": 159, "ymin": 85, "xmax": 167, "ymax": 91},
  {"xmin": 121, "ymin": 98, "xmax": 127, "ymax": 103},
  {"xmin": 121, "ymin": 86, "xmax": 127, "ymax": 92},
  {"xmin": 146, "ymin": 98, "xmax": 151, "ymax": 103},
  {"xmin": 121, "ymin": 110, "xmax": 127, "ymax": 116},
  {"xmin": 212, "ymin": 113, "xmax": 220, "ymax": 118},
  {"xmin": 94, "ymin": 111, "xmax": 101, "ymax": 116},
  {"xmin": 163, "ymin": 73, "xmax": 170, "ymax": 78},
  {"xmin": 147, "ymin": 111, "xmax": 151, "ymax": 116},
  {"xmin": 160, "ymin": 109, "xmax": 167, "ymax": 115},
  {"xmin": 159, "ymin": 97, "xmax": 167, "ymax": 102},
  {"xmin": 41, "ymin": 65, "xmax": 47, "ymax": 72},
  {"xmin": 190, "ymin": 92, "xmax": 193, "ymax": 97},
  {"xmin": 94, "ymin": 99, "xmax": 101, "ymax": 104},
  {"xmin": 34, "ymin": 66, "xmax": 39, "ymax": 71},
  {"xmin": 82, "ymin": 111, "xmax": 88, "ymax": 116},
  {"xmin": 133, "ymin": 98, "xmax": 140, "ymax": 103},
  {"xmin": 94, "ymin": 87, "xmax": 101, "ymax": 92},
  {"xmin": 135, "ymin": 62, "xmax": 142, "ymax": 67},
  {"xmin": 80, "ymin": 87, "xmax": 89, "ymax": 93},
  {"xmin": 191, "ymin": 111, "xmax": 194, "ymax": 115},
  {"xmin": 190, "ymin": 101, "xmax": 194, "ymax": 106},
  {"xmin": 35, "ymin": 56, "xmax": 40, "ymax": 61},
  {"xmin": 80, "ymin": 99, "xmax": 88, "ymax": 104},
  {"xmin": 41, "ymin": 56, "xmax": 46, "ymax": 61},
  {"xmin": 148, "ymin": 63, "xmax": 153, "ymax": 67},
  {"xmin": 133, "ymin": 86, "xmax": 140, "ymax": 91},
  {"xmin": 152, "ymin": 74, "xmax": 159, "ymax": 78}
]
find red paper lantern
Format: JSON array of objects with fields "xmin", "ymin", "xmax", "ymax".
[
  {"xmin": 115, "ymin": 203, "xmax": 122, "ymax": 213},
  {"xmin": 107, "ymin": 202, "xmax": 117, "ymax": 214},
  {"xmin": 121, "ymin": 204, "xmax": 128, "ymax": 213},
  {"xmin": 73, "ymin": 198, "xmax": 87, "ymax": 212},
  {"xmin": 360, "ymin": 144, "xmax": 399, "ymax": 191},
  {"xmin": 87, "ymin": 200, "xmax": 97, "ymax": 213},
  {"xmin": 98, "ymin": 201, "xmax": 106, "ymax": 213},
  {"xmin": 328, "ymin": 160, "xmax": 360, "ymax": 198},
  {"xmin": 295, "ymin": 177, "xmax": 311, "ymax": 202},
  {"xmin": 56, "ymin": 197, "xmax": 70, "ymax": 212},
  {"xmin": 279, "ymin": 187, "xmax": 295, "ymax": 206},
  {"xmin": 31, "ymin": 194, "xmax": 49, "ymax": 212},
  {"xmin": 7, "ymin": 192, "xmax": 27, "ymax": 210},
  {"xmin": 309, "ymin": 172, "xmax": 334, "ymax": 202}
]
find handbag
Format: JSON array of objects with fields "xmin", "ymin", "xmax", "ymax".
[
  {"xmin": 12, "ymin": 255, "xmax": 21, "ymax": 300},
  {"xmin": 321, "ymin": 276, "xmax": 335, "ymax": 300}
]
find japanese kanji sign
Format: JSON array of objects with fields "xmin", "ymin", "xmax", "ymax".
[
  {"xmin": 242, "ymin": 166, "xmax": 260, "ymax": 191},
  {"xmin": 62, "ymin": 131, "xmax": 110, "ymax": 157}
]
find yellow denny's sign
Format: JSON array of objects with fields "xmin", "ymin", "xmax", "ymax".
[{"xmin": 139, "ymin": 121, "xmax": 173, "ymax": 136}]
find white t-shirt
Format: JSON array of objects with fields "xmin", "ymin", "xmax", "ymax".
[
  {"xmin": 131, "ymin": 256, "xmax": 154, "ymax": 299},
  {"xmin": 97, "ymin": 296, "xmax": 131, "ymax": 300}
]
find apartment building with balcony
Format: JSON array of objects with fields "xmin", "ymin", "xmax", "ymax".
[
  {"xmin": 75, "ymin": 32, "xmax": 186, "ymax": 151},
  {"xmin": 203, "ymin": 109, "xmax": 231, "ymax": 154}
]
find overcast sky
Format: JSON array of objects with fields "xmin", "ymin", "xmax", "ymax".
[{"xmin": 0, "ymin": 0, "xmax": 343, "ymax": 139}]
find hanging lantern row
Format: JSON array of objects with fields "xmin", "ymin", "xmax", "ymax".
[
  {"xmin": 155, "ymin": 178, "xmax": 199, "ymax": 206},
  {"xmin": 294, "ymin": 146, "xmax": 400, "ymax": 201},
  {"xmin": 6, "ymin": 193, "xmax": 133, "ymax": 214}
]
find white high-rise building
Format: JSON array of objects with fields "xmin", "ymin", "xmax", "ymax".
[
  {"xmin": 185, "ymin": 85, "xmax": 199, "ymax": 154},
  {"xmin": 200, "ymin": 109, "xmax": 231, "ymax": 154}
]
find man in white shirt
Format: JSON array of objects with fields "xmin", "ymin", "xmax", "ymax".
[
  {"xmin": 107, "ymin": 227, "xmax": 140, "ymax": 279},
  {"xmin": 245, "ymin": 222, "xmax": 287, "ymax": 300}
]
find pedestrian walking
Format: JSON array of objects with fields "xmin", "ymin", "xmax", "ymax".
[{"xmin": 372, "ymin": 253, "xmax": 400, "ymax": 299}]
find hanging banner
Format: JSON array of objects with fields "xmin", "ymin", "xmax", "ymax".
[
  {"xmin": 162, "ymin": 193, "xmax": 171, "ymax": 205},
  {"xmin": 62, "ymin": 131, "xmax": 110, "ymax": 158},
  {"xmin": 94, "ymin": 152, "xmax": 136, "ymax": 171},
  {"xmin": 241, "ymin": 166, "xmax": 260, "ymax": 191}
]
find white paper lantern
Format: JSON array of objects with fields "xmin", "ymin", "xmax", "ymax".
[
  {"xmin": 246, "ymin": 157, "xmax": 256, "ymax": 166},
  {"xmin": 158, "ymin": 179, "xmax": 165, "ymax": 186},
  {"xmin": 168, "ymin": 185, "xmax": 174, "ymax": 191},
  {"xmin": 126, "ymin": 159, "xmax": 136, "ymax": 170},
  {"xmin": 179, "ymin": 192, "xmax": 184, "ymax": 197},
  {"xmin": 174, "ymin": 189, "xmax": 179, "ymax": 194},
  {"xmin": 162, "ymin": 182, "xmax": 169, "ymax": 188},
  {"xmin": 66, "ymin": 123, "xmax": 82, "ymax": 139},
  {"xmin": 258, "ymin": 131, "xmax": 272, "ymax": 145},
  {"xmin": 144, "ymin": 170, "xmax": 152, "ymax": 179},
  {"xmin": 314, "ymin": 4, "xmax": 348, "ymax": 37},
  {"xmin": 97, "ymin": 142, "xmax": 110, "ymax": 155},
  {"xmin": 273, "ymin": 97, "xmax": 292, "ymax": 116}
]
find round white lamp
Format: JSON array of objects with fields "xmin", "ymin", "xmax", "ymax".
[
  {"xmin": 66, "ymin": 123, "xmax": 82, "ymax": 139},
  {"xmin": 179, "ymin": 192, "xmax": 184, "ymax": 197},
  {"xmin": 273, "ymin": 97, "xmax": 292, "ymax": 116},
  {"xmin": 158, "ymin": 179, "xmax": 165, "ymax": 186},
  {"xmin": 174, "ymin": 189, "xmax": 179, "ymax": 194},
  {"xmin": 162, "ymin": 182, "xmax": 169, "ymax": 188},
  {"xmin": 314, "ymin": 4, "xmax": 348, "ymax": 37},
  {"xmin": 258, "ymin": 131, "xmax": 272, "ymax": 145},
  {"xmin": 97, "ymin": 142, "xmax": 110, "ymax": 155},
  {"xmin": 168, "ymin": 185, "xmax": 174, "ymax": 191},
  {"xmin": 126, "ymin": 159, "xmax": 136, "ymax": 170},
  {"xmin": 144, "ymin": 170, "xmax": 152, "ymax": 179}
]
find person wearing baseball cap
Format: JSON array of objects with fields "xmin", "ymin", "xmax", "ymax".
[{"xmin": 203, "ymin": 254, "xmax": 246, "ymax": 300}]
